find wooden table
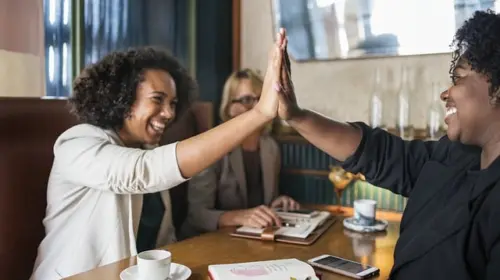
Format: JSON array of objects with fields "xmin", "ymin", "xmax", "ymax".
[{"xmin": 66, "ymin": 207, "xmax": 400, "ymax": 280}]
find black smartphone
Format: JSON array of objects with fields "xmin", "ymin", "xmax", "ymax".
[
  {"xmin": 274, "ymin": 208, "xmax": 319, "ymax": 218},
  {"xmin": 308, "ymin": 255, "xmax": 380, "ymax": 279}
]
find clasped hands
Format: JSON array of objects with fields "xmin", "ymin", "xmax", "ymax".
[
  {"xmin": 233, "ymin": 28, "xmax": 301, "ymax": 229},
  {"xmin": 253, "ymin": 28, "xmax": 301, "ymax": 122}
]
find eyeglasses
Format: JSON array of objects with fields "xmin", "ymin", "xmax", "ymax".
[{"xmin": 231, "ymin": 95, "xmax": 259, "ymax": 106}]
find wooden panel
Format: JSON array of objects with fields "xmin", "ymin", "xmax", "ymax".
[
  {"xmin": 232, "ymin": 0, "xmax": 241, "ymax": 71},
  {"xmin": 278, "ymin": 140, "xmax": 407, "ymax": 212},
  {"xmin": 0, "ymin": 98, "xmax": 78, "ymax": 280}
]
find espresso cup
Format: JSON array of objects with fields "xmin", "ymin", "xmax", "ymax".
[
  {"xmin": 137, "ymin": 249, "xmax": 171, "ymax": 280},
  {"xmin": 353, "ymin": 199, "xmax": 377, "ymax": 226}
]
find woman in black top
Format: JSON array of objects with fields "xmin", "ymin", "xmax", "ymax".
[{"xmin": 277, "ymin": 10, "xmax": 500, "ymax": 280}]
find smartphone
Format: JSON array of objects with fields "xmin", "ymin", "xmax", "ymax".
[
  {"xmin": 307, "ymin": 255, "xmax": 379, "ymax": 279},
  {"xmin": 275, "ymin": 208, "xmax": 318, "ymax": 218}
]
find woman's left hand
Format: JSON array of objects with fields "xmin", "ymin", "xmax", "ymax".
[{"xmin": 270, "ymin": 195, "xmax": 300, "ymax": 211}]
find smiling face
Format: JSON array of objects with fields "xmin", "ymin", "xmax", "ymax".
[
  {"xmin": 441, "ymin": 59, "xmax": 500, "ymax": 145},
  {"xmin": 119, "ymin": 69, "xmax": 178, "ymax": 147}
]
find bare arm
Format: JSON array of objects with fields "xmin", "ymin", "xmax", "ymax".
[
  {"xmin": 278, "ymin": 29, "xmax": 439, "ymax": 196},
  {"xmin": 176, "ymin": 109, "xmax": 271, "ymax": 178},
  {"xmin": 56, "ymin": 30, "xmax": 288, "ymax": 195},
  {"xmin": 277, "ymin": 31, "xmax": 361, "ymax": 161},
  {"xmin": 287, "ymin": 109, "xmax": 362, "ymax": 162},
  {"xmin": 176, "ymin": 29, "xmax": 287, "ymax": 178}
]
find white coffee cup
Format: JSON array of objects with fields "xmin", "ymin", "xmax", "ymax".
[
  {"xmin": 353, "ymin": 199, "xmax": 377, "ymax": 226},
  {"xmin": 137, "ymin": 249, "xmax": 171, "ymax": 280}
]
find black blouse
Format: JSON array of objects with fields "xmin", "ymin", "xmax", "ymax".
[{"xmin": 341, "ymin": 122, "xmax": 500, "ymax": 280}]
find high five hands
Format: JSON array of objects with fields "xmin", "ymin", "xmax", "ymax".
[{"xmin": 255, "ymin": 28, "xmax": 301, "ymax": 121}]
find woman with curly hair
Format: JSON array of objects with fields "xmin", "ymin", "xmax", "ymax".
[
  {"xmin": 30, "ymin": 31, "xmax": 288, "ymax": 279},
  {"xmin": 277, "ymin": 11, "xmax": 500, "ymax": 279}
]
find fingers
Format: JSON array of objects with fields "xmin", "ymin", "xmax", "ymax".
[
  {"xmin": 268, "ymin": 28, "xmax": 286, "ymax": 61},
  {"xmin": 245, "ymin": 206, "xmax": 281, "ymax": 228},
  {"xmin": 277, "ymin": 28, "xmax": 285, "ymax": 48},
  {"xmin": 273, "ymin": 42, "xmax": 283, "ymax": 74},
  {"xmin": 257, "ymin": 205, "xmax": 282, "ymax": 226},
  {"xmin": 270, "ymin": 199, "xmax": 280, "ymax": 209},
  {"xmin": 249, "ymin": 212, "xmax": 269, "ymax": 228},
  {"xmin": 271, "ymin": 48, "xmax": 284, "ymax": 97},
  {"xmin": 271, "ymin": 196, "xmax": 285, "ymax": 210},
  {"xmin": 273, "ymin": 196, "xmax": 300, "ymax": 212},
  {"xmin": 283, "ymin": 38, "xmax": 292, "ymax": 75},
  {"xmin": 279, "ymin": 37, "xmax": 294, "ymax": 99},
  {"xmin": 280, "ymin": 45, "xmax": 289, "ymax": 93},
  {"xmin": 288, "ymin": 199, "xmax": 300, "ymax": 211}
]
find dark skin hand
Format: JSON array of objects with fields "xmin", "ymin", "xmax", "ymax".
[{"xmin": 277, "ymin": 30, "xmax": 363, "ymax": 162}]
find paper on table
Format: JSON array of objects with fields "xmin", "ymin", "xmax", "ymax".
[
  {"xmin": 236, "ymin": 211, "xmax": 331, "ymax": 239},
  {"xmin": 208, "ymin": 258, "xmax": 316, "ymax": 280}
]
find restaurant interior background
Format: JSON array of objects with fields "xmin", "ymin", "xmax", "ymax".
[{"xmin": 2, "ymin": 0, "xmax": 498, "ymax": 213}]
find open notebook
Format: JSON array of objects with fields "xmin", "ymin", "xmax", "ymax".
[
  {"xmin": 231, "ymin": 211, "xmax": 334, "ymax": 245},
  {"xmin": 208, "ymin": 258, "xmax": 319, "ymax": 280},
  {"xmin": 237, "ymin": 211, "xmax": 331, "ymax": 238}
]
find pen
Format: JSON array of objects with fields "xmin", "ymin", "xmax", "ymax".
[
  {"xmin": 290, "ymin": 276, "xmax": 320, "ymax": 280},
  {"xmin": 290, "ymin": 272, "xmax": 322, "ymax": 280},
  {"xmin": 282, "ymin": 222, "xmax": 299, "ymax": 227}
]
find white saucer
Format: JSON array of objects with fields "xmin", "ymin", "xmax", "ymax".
[
  {"xmin": 343, "ymin": 217, "xmax": 388, "ymax": 233},
  {"xmin": 120, "ymin": 262, "xmax": 191, "ymax": 280}
]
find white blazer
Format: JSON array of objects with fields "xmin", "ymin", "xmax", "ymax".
[{"xmin": 30, "ymin": 124, "xmax": 187, "ymax": 280}]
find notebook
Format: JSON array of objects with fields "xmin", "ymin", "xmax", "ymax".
[
  {"xmin": 234, "ymin": 211, "xmax": 332, "ymax": 239},
  {"xmin": 208, "ymin": 258, "xmax": 318, "ymax": 280}
]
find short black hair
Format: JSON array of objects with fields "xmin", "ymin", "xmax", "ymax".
[
  {"xmin": 450, "ymin": 10, "xmax": 500, "ymax": 103},
  {"xmin": 69, "ymin": 46, "xmax": 197, "ymax": 129}
]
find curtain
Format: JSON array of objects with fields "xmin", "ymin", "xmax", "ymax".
[
  {"xmin": 83, "ymin": 0, "xmax": 187, "ymax": 66},
  {"xmin": 44, "ymin": 0, "xmax": 72, "ymax": 97}
]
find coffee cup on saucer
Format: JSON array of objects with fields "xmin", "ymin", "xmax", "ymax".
[
  {"xmin": 353, "ymin": 199, "xmax": 377, "ymax": 226},
  {"xmin": 137, "ymin": 249, "xmax": 171, "ymax": 280}
]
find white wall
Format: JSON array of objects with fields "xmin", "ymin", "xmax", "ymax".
[
  {"xmin": 241, "ymin": 0, "xmax": 452, "ymax": 128},
  {"xmin": 0, "ymin": 0, "xmax": 45, "ymax": 97}
]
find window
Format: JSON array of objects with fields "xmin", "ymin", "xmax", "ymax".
[{"xmin": 43, "ymin": 0, "xmax": 72, "ymax": 97}]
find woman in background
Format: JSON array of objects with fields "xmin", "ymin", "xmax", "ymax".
[
  {"xmin": 31, "ymin": 29, "xmax": 287, "ymax": 280},
  {"xmin": 180, "ymin": 69, "xmax": 300, "ymax": 239}
]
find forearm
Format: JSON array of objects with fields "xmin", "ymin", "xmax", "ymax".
[
  {"xmin": 218, "ymin": 210, "xmax": 245, "ymax": 227},
  {"xmin": 176, "ymin": 108, "xmax": 270, "ymax": 178},
  {"xmin": 287, "ymin": 109, "xmax": 362, "ymax": 161}
]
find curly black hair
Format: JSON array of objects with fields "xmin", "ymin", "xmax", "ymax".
[
  {"xmin": 449, "ymin": 10, "xmax": 500, "ymax": 103},
  {"xmin": 69, "ymin": 46, "xmax": 197, "ymax": 129}
]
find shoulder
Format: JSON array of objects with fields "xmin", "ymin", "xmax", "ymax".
[{"xmin": 54, "ymin": 124, "xmax": 122, "ymax": 150}]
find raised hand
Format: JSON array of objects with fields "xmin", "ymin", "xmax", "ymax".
[
  {"xmin": 277, "ymin": 30, "xmax": 301, "ymax": 120},
  {"xmin": 253, "ymin": 29, "xmax": 287, "ymax": 120}
]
